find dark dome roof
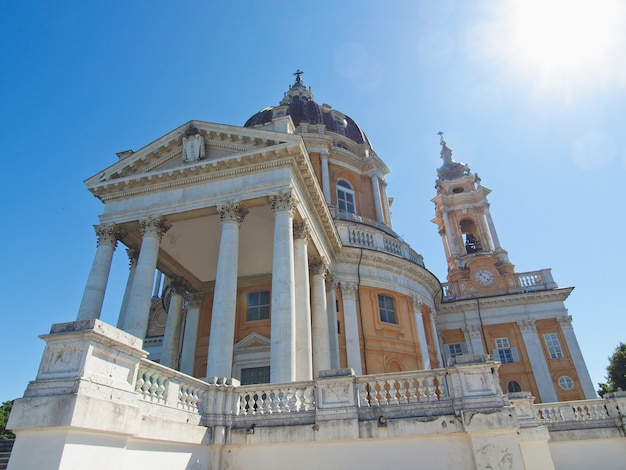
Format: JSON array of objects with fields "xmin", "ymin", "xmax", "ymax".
[{"xmin": 244, "ymin": 78, "xmax": 370, "ymax": 146}]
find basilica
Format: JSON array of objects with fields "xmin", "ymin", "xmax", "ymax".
[{"xmin": 7, "ymin": 74, "xmax": 626, "ymax": 469}]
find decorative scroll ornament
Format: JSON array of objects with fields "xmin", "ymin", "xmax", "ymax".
[
  {"xmin": 293, "ymin": 222, "xmax": 309, "ymax": 240},
  {"xmin": 217, "ymin": 201, "xmax": 248, "ymax": 224},
  {"xmin": 309, "ymin": 258, "xmax": 328, "ymax": 277},
  {"xmin": 139, "ymin": 216, "xmax": 171, "ymax": 239},
  {"xmin": 182, "ymin": 126, "xmax": 205, "ymax": 163},
  {"xmin": 270, "ymin": 190, "xmax": 295, "ymax": 214}
]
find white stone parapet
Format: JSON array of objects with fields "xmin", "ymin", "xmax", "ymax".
[
  {"xmin": 8, "ymin": 321, "xmax": 626, "ymax": 470},
  {"xmin": 336, "ymin": 220, "xmax": 425, "ymax": 267}
]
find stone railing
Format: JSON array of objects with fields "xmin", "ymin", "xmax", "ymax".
[
  {"xmin": 135, "ymin": 360, "xmax": 208, "ymax": 413},
  {"xmin": 356, "ymin": 370, "xmax": 448, "ymax": 407},
  {"xmin": 336, "ymin": 222, "xmax": 425, "ymax": 267},
  {"xmin": 236, "ymin": 382, "xmax": 315, "ymax": 416},
  {"xmin": 535, "ymin": 399, "xmax": 616, "ymax": 426},
  {"xmin": 441, "ymin": 269, "xmax": 558, "ymax": 301}
]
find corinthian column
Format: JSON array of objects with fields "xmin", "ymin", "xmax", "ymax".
[
  {"xmin": 180, "ymin": 293, "xmax": 203, "ymax": 376},
  {"xmin": 161, "ymin": 279, "xmax": 186, "ymax": 369},
  {"xmin": 270, "ymin": 191, "xmax": 297, "ymax": 383},
  {"xmin": 123, "ymin": 216, "xmax": 170, "ymax": 339},
  {"xmin": 206, "ymin": 202, "xmax": 247, "ymax": 379},
  {"xmin": 117, "ymin": 248, "xmax": 138, "ymax": 329},
  {"xmin": 293, "ymin": 222, "xmax": 312, "ymax": 381},
  {"xmin": 77, "ymin": 224, "xmax": 120, "ymax": 321},
  {"xmin": 340, "ymin": 282, "xmax": 362, "ymax": 375},
  {"xmin": 310, "ymin": 259, "xmax": 330, "ymax": 376}
]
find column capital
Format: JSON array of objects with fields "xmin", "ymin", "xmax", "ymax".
[
  {"xmin": 186, "ymin": 292, "xmax": 203, "ymax": 309},
  {"xmin": 325, "ymin": 273, "xmax": 337, "ymax": 290},
  {"xmin": 464, "ymin": 324, "xmax": 482, "ymax": 336},
  {"xmin": 125, "ymin": 247, "xmax": 139, "ymax": 267},
  {"xmin": 169, "ymin": 277, "xmax": 187, "ymax": 295},
  {"xmin": 270, "ymin": 190, "xmax": 296, "ymax": 215},
  {"xmin": 217, "ymin": 201, "xmax": 248, "ymax": 224},
  {"xmin": 339, "ymin": 282, "xmax": 357, "ymax": 300},
  {"xmin": 412, "ymin": 297, "xmax": 423, "ymax": 314},
  {"xmin": 557, "ymin": 315, "xmax": 573, "ymax": 329},
  {"xmin": 139, "ymin": 216, "xmax": 171, "ymax": 239},
  {"xmin": 517, "ymin": 319, "xmax": 537, "ymax": 333},
  {"xmin": 309, "ymin": 258, "xmax": 328, "ymax": 277},
  {"xmin": 94, "ymin": 223, "xmax": 122, "ymax": 248},
  {"xmin": 293, "ymin": 221, "xmax": 310, "ymax": 240}
]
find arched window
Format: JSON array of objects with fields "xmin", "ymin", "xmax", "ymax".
[
  {"xmin": 507, "ymin": 380, "xmax": 522, "ymax": 393},
  {"xmin": 337, "ymin": 179, "xmax": 356, "ymax": 217}
]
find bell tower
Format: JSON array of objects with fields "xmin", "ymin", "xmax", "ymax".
[{"xmin": 431, "ymin": 135, "xmax": 514, "ymax": 292}]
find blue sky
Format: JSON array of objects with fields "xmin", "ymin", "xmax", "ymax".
[{"xmin": 1, "ymin": 0, "xmax": 625, "ymax": 402}]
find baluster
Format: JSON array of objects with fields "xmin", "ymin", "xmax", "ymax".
[
  {"xmin": 358, "ymin": 383, "xmax": 370, "ymax": 406},
  {"xmin": 370, "ymin": 380, "xmax": 381, "ymax": 406},
  {"xmin": 407, "ymin": 378, "xmax": 418, "ymax": 404},
  {"xmin": 397, "ymin": 379, "xmax": 408, "ymax": 404},
  {"xmin": 426, "ymin": 376, "xmax": 437, "ymax": 402}
]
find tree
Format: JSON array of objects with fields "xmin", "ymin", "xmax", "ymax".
[
  {"xmin": 597, "ymin": 343, "xmax": 626, "ymax": 397},
  {"xmin": 0, "ymin": 400, "xmax": 15, "ymax": 440}
]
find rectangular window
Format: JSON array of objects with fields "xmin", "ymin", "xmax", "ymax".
[
  {"xmin": 378, "ymin": 294, "xmax": 397, "ymax": 323},
  {"xmin": 544, "ymin": 333, "xmax": 564, "ymax": 359},
  {"xmin": 246, "ymin": 290, "xmax": 270, "ymax": 321},
  {"xmin": 493, "ymin": 337, "xmax": 519, "ymax": 364},
  {"xmin": 444, "ymin": 343, "xmax": 468, "ymax": 359},
  {"xmin": 241, "ymin": 366, "xmax": 270, "ymax": 385}
]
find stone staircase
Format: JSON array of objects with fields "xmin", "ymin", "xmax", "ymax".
[{"xmin": 0, "ymin": 440, "xmax": 14, "ymax": 470}]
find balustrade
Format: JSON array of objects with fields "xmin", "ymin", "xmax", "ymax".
[
  {"xmin": 236, "ymin": 383, "xmax": 315, "ymax": 416},
  {"xmin": 356, "ymin": 371, "xmax": 448, "ymax": 407},
  {"xmin": 535, "ymin": 399, "xmax": 612, "ymax": 424}
]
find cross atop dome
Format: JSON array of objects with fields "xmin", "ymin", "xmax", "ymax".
[{"xmin": 293, "ymin": 69, "xmax": 304, "ymax": 84}]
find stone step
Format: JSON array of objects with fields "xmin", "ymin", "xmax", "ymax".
[{"xmin": 0, "ymin": 440, "xmax": 14, "ymax": 470}]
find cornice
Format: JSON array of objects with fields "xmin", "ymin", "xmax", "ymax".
[
  {"xmin": 335, "ymin": 247, "xmax": 441, "ymax": 296},
  {"xmin": 437, "ymin": 287, "xmax": 574, "ymax": 313}
]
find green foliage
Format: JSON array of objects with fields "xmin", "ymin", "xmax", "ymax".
[
  {"xmin": 0, "ymin": 400, "xmax": 15, "ymax": 440},
  {"xmin": 597, "ymin": 343, "xmax": 626, "ymax": 397}
]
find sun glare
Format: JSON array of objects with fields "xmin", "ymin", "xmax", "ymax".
[{"xmin": 511, "ymin": 0, "xmax": 620, "ymax": 72}]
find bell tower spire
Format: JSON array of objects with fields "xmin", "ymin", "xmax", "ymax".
[{"xmin": 431, "ymin": 135, "xmax": 513, "ymax": 289}]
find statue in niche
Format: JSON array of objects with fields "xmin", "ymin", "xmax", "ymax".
[{"xmin": 182, "ymin": 127, "xmax": 205, "ymax": 162}]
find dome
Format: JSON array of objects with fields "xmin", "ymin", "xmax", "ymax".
[{"xmin": 244, "ymin": 73, "xmax": 370, "ymax": 146}]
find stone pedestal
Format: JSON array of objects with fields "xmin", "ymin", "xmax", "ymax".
[{"xmin": 7, "ymin": 320, "xmax": 147, "ymax": 470}]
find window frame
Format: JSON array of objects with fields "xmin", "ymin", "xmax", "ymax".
[
  {"xmin": 492, "ymin": 337, "xmax": 520, "ymax": 364},
  {"xmin": 543, "ymin": 333, "xmax": 564, "ymax": 359},
  {"xmin": 377, "ymin": 294, "xmax": 397, "ymax": 324},
  {"xmin": 246, "ymin": 290, "xmax": 271, "ymax": 322},
  {"xmin": 336, "ymin": 179, "xmax": 356, "ymax": 216}
]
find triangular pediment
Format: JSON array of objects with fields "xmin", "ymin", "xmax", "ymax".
[
  {"xmin": 233, "ymin": 332, "xmax": 271, "ymax": 351},
  {"xmin": 85, "ymin": 120, "xmax": 301, "ymax": 196}
]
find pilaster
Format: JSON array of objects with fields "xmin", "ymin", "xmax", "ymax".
[{"xmin": 340, "ymin": 282, "xmax": 362, "ymax": 375}]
